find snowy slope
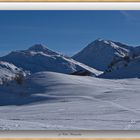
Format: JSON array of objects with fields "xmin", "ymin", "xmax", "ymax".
[
  {"xmin": 100, "ymin": 55, "xmax": 140, "ymax": 79},
  {"xmin": 0, "ymin": 61, "xmax": 26, "ymax": 84},
  {"xmin": 0, "ymin": 71, "xmax": 103, "ymax": 105},
  {"xmin": 73, "ymin": 39, "xmax": 133, "ymax": 71},
  {"xmin": 0, "ymin": 72, "xmax": 140, "ymax": 129},
  {"xmin": 0, "ymin": 44, "xmax": 101, "ymax": 76}
]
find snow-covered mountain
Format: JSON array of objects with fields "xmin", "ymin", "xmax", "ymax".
[
  {"xmin": 1, "ymin": 40, "xmax": 140, "ymax": 80},
  {"xmin": 100, "ymin": 54, "xmax": 140, "ymax": 79},
  {"xmin": 73, "ymin": 39, "xmax": 134, "ymax": 71},
  {"xmin": 0, "ymin": 61, "xmax": 26, "ymax": 84},
  {"xmin": 0, "ymin": 44, "xmax": 101, "ymax": 76},
  {"xmin": 72, "ymin": 39, "xmax": 140, "ymax": 78}
]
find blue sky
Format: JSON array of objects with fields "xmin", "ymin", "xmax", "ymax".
[{"xmin": 0, "ymin": 10, "xmax": 140, "ymax": 56}]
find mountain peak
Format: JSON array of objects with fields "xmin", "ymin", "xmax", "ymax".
[
  {"xmin": 73, "ymin": 39, "xmax": 132, "ymax": 71},
  {"xmin": 28, "ymin": 44, "xmax": 58, "ymax": 55},
  {"xmin": 28, "ymin": 44, "xmax": 48, "ymax": 52},
  {"xmin": 95, "ymin": 38, "xmax": 106, "ymax": 41},
  {"xmin": 94, "ymin": 38, "xmax": 112, "ymax": 44},
  {"xmin": 85, "ymin": 39, "xmax": 114, "ymax": 51}
]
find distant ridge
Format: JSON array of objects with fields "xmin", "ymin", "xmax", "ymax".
[{"xmin": 0, "ymin": 44, "xmax": 101, "ymax": 76}]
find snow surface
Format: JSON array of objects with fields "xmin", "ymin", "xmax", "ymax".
[{"xmin": 0, "ymin": 72, "xmax": 140, "ymax": 130}]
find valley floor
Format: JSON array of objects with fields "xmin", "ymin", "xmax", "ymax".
[{"xmin": 0, "ymin": 72, "xmax": 140, "ymax": 130}]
